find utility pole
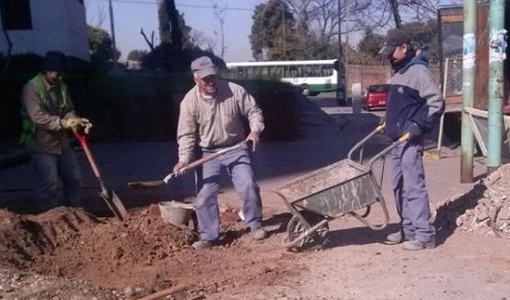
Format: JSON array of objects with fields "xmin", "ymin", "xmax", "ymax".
[
  {"xmin": 336, "ymin": 0, "xmax": 346, "ymax": 106},
  {"xmin": 282, "ymin": 4, "xmax": 286, "ymax": 60},
  {"xmin": 108, "ymin": 0, "xmax": 117, "ymax": 62},
  {"xmin": 460, "ymin": 0, "xmax": 476, "ymax": 183},
  {"xmin": 487, "ymin": 0, "xmax": 505, "ymax": 174}
]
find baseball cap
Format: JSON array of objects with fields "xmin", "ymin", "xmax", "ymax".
[
  {"xmin": 190, "ymin": 56, "xmax": 218, "ymax": 78},
  {"xmin": 378, "ymin": 29, "xmax": 411, "ymax": 56},
  {"xmin": 43, "ymin": 51, "xmax": 66, "ymax": 71}
]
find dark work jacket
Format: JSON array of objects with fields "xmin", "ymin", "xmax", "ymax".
[{"xmin": 384, "ymin": 54, "xmax": 445, "ymax": 141}]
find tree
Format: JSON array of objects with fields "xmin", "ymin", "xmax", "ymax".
[
  {"xmin": 158, "ymin": 0, "xmax": 192, "ymax": 47},
  {"xmin": 127, "ymin": 50, "xmax": 148, "ymax": 61},
  {"xmin": 357, "ymin": 30, "xmax": 385, "ymax": 59},
  {"xmin": 88, "ymin": 25, "xmax": 120, "ymax": 62},
  {"xmin": 250, "ymin": 0, "xmax": 295, "ymax": 60}
]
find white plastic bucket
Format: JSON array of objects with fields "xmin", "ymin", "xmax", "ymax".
[{"xmin": 158, "ymin": 201, "xmax": 194, "ymax": 227}]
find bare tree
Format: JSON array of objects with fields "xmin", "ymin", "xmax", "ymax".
[
  {"xmin": 212, "ymin": 3, "xmax": 227, "ymax": 59},
  {"xmin": 283, "ymin": 0, "xmax": 441, "ymax": 39},
  {"xmin": 190, "ymin": 31, "xmax": 216, "ymax": 52},
  {"xmin": 140, "ymin": 28, "xmax": 155, "ymax": 51}
]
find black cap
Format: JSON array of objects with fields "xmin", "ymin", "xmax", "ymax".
[
  {"xmin": 43, "ymin": 51, "xmax": 66, "ymax": 71},
  {"xmin": 378, "ymin": 29, "xmax": 411, "ymax": 56}
]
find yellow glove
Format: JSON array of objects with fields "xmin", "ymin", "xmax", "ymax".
[
  {"xmin": 79, "ymin": 118, "xmax": 93, "ymax": 134},
  {"xmin": 61, "ymin": 117, "xmax": 80, "ymax": 129}
]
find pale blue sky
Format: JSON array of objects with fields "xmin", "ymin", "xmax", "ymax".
[
  {"xmin": 85, "ymin": 0, "xmax": 461, "ymax": 63},
  {"xmin": 85, "ymin": 0, "xmax": 265, "ymax": 62}
]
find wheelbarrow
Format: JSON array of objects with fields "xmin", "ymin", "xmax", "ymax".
[{"xmin": 274, "ymin": 124, "xmax": 409, "ymax": 251}]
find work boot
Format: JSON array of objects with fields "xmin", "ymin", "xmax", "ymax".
[
  {"xmin": 385, "ymin": 231, "xmax": 414, "ymax": 244},
  {"xmin": 192, "ymin": 240, "xmax": 213, "ymax": 250},
  {"xmin": 250, "ymin": 228, "xmax": 268, "ymax": 240},
  {"xmin": 402, "ymin": 239, "xmax": 436, "ymax": 251}
]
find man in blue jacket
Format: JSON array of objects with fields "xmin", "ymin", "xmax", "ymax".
[{"xmin": 379, "ymin": 29, "xmax": 445, "ymax": 250}]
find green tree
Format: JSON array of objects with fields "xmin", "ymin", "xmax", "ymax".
[
  {"xmin": 127, "ymin": 50, "xmax": 148, "ymax": 61},
  {"xmin": 250, "ymin": 0, "xmax": 295, "ymax": 61},
  {"xmin": 158, "ymin": 0, "xmax": 192, "ymax": 48},
  {"xmin": 357, "ymin": 30, "xmax": 385, "ymax": 59},
  {"xmin": 88, "ymin": 25, "xmax": 119, "ymax": 62}
]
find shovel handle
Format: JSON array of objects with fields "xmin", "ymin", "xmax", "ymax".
[
  {"xmin": 128, "ymin": 141, "xmax": 247, "ymax": 189},
  {"xmin": 72, "ymin": 129, "xmax": 101, "ymax": 178}
]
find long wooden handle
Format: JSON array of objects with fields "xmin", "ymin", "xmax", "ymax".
[
  {"xmin": 183, "ymin": 142, "xmax": 244, "ymax": 171},
  {"xmin": 136, "ymin": 284, "xmax": 187, "ymax": 300},
  {"xmin": 128, "ymin": 142, "xmax": 246, "ymax": 189}
]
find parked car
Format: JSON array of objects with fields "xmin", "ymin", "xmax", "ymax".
[{"xmin": 362, "ymin": 84, "xmax": 390, "ymax": 111}]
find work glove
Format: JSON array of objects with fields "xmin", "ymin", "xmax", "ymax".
[
  {"xmin": 173, "ymin": 161, "xmax": 189, "ymax": 175},
  {"xmin": 61, "ymin": 117, "xmax": 81, "ymax": 130},
  {"xmin": 78, "ymin": 118, "xmax": 93, "ymax": 134},
  {"xmin": 404, "ymin": 121, "xmax": 422, "ymax": 139}
]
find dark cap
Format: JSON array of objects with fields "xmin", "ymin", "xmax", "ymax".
[
  {"xmin": 43, "ymin": 51, "xmax": 66, "ymax": 71},
  {"xmin": 378, "ymin": 29, "xmax": 411, "ymax": 56},
  {"xmin": 191, "ymin": 56, "xmax": 218, "ymax": 78}
]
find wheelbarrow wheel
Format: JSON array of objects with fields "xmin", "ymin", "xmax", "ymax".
[{"xmin": 286, "ymin": 211, "xmax": 329, "ymax": 252}]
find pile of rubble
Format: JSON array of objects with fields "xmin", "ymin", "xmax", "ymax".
[{"xmin": 434, "ymin": 163, "xmax": 510, "ymax": 239}]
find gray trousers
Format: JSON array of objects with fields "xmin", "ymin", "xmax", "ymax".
[
  {"xmin": 32, "ymin": 150, "xmax": 81, "ymax": 213},
  {"xmin": 195, "ymin": 144, "xmax": 263, "ymax": 241},
  {"xmin": 390, "ymin": 139, "xmax": 435, "ymax": 242}
]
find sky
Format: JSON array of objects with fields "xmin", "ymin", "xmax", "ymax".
[
  {"xmin": 84, "ymin": 0, "xmax": 462, "ymax": 63},
  {"xmin": 85, "ymin": 0, "xmax": 265, "ymax": 62}
]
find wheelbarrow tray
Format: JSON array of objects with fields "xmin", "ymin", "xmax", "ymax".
[{"xmin": 275, "ymin": 159, "xmax": 382, "ymax": 218}]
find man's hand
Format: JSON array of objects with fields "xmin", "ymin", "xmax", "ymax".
[
  {"xmin": 79, "ymin": 118, "xmax": 93, "ymax": 134},
  {"xmin": 245, "ymin": 131, "xmax": 260, "ymax": 152},
  {"xmin": 404, "ymin": 122, "xmax": 422, "ymax": 139},
  {"xmin": 61, "ymin": 117, "xmax": 80, "ymax": 130},
  {"xmin": 173, "ymin": 161, "xmax": 189, "ymax": 175}
]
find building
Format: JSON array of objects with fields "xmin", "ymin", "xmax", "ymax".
[{"xmin": 0, "ymin": 0, "xmax": 90, "ymax": 61}]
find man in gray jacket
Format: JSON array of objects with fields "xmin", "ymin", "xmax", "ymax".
[
  {"xmin": 20, "ymin": 51, "xmax": 92, "ymax": 213},
  {"xmin": 173, "ymin": 56, "xmax": 267, "ymax": 249},
  {"xmin": 379, "ymin": 29, "xmax": 445, "ymax": 250}
]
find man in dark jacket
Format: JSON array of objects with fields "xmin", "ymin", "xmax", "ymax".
[
  {"xmin": 379, "ymin": 29, "xmax": 445, "ymax": 250},
  {"xmin": 20, "ymin": 51, "xmax": 92, "ymax": 213}
]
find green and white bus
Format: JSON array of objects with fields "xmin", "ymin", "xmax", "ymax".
[{"xmin": 225, "ymin": 59, "xmax": 339, "ymax": 96}]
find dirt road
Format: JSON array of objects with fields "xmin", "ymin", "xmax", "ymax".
[{"xmin": 1, "ymin": 96, "xmax": 509, "ymax": 300}]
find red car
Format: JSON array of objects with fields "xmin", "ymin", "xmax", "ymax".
[{"xmin": 362, "ymin": 84, "xmax": 390, "ymax": 111}]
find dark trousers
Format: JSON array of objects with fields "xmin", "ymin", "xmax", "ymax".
[{"xmin": 32, "ymin": 150, "xmax": 81, "ymax": 213}]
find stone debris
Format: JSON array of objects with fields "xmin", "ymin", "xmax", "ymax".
[{"xmin": 434, "ymin": 163, "xmax": 510, "ymax": 239}]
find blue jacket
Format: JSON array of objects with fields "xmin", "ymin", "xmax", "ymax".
[{"xmin": 385, "ymin": 53, "xmax": 445, "ymax": 141}]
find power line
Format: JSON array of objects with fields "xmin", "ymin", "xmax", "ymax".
[{"xmin": 94, "ymin": 0, "xmax": 255, "ymax": 11}]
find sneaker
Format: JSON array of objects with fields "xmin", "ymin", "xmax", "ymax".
[
  {"xmin": 402, "ymin": 239, "xmax": 436, "ymax": 251},
  {"xmin": 250, "ymin": 228, "xmax": 268, "ymax": 240},
  {"xmin": 192, "ymin": 240, "xmax": 213, "ymax": 250},
  {"xmin": 385, "ymin": 231, "xmax": 414, "ymax": 244}
]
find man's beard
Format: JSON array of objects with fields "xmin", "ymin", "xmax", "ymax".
[{"xmin": 390, "ymin": 48, "xmax": 416, "ymax": 72}]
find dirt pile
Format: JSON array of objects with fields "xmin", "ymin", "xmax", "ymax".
[
  {"xmin": 434, "ymin": 163, "xmax": 510, "ymax": 238},
  {"xmin": 0, "ymin": 204, "xmax": 298, "ymax": 299}
]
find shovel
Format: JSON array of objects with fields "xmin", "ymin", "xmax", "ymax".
[
  {"xmin": 128, "ymin": 141, "xmax": 247, "ymax": 189},
  {"xmin": 72, "ymin": 129, "xmax": 129, "ymax": 221}
]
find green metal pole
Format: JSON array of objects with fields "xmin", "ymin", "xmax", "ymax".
[
  {"xmin": 487, "ymin": 0, "xmax": 505, "ymax": 174},
  {"xmin": 460, "ymin": 0, "xmax": 477, "ymax": 183}
]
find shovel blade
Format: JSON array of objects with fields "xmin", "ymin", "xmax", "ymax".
[{"xmin": 100, "ymin": 190, "xmax": 128, "ymax": 221}]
